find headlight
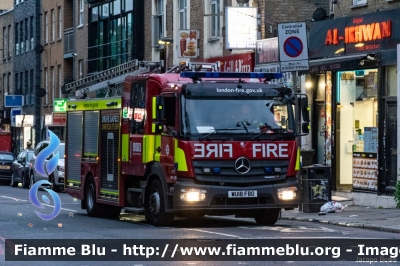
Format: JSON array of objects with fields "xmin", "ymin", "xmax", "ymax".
[
  {"xmin": 277, "ymin": 187, "xmax": 297, "ymax": 200},
  {"xmin": 57, "ymin": 165, "xmax": 65, "ymax": 172},
  {"xmin": 180, "ymin": 189, "xmax": 207, "ymax": 201}
]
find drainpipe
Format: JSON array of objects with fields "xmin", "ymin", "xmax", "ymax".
[{"xmin": 34, "ymin": 0, "xmax": 42, "ymax": 145}]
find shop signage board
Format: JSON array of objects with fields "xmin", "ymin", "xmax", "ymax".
[
  {"xmin": 54, "ymin": 98, "xmax": 68, "ymax": 112},
  {"xmin": 203, "ymin": 53, "xmax": 254, "ymax": 72},
  {"xmin": 178, "ymin": 30, "xmax": 199, "ymax": 58},
  {"xmin": 225, "ymin": 7, "xmax": 258, "ymax": 50},
  {"xmin": 255, "ymin": 38, "xmax": 279, "ymax": 65},
  {"xmin": 52, "ymin": 112, "xmax": 67, "ymax": 126},
  {"xmin": 309, "ymin": 9, "xmax": 397, "ymax": 59},
  {"xmin": 278, "ymin": 22, "xmax": 309, "ymax": 72},
  {"xmin": 5, "ymin": 95, "xmax": 24, "ymax": 107},
  {"xmin": 15, "ymin": 115, "xmax": 34, "ymax": 127}
]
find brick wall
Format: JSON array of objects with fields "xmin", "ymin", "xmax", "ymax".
[{"xmin": 334, "ymin": 0, "xmax": 400, "ymax": 17}]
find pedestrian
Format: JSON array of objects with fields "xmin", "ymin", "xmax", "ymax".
[{"xmin": 26, "ymin": 141, "xmax": 32, "ymax": 149}]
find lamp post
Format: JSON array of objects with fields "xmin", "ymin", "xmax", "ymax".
[{"xmin": 159, "ymin": 37, "xmax": 173, "ymax": 72}]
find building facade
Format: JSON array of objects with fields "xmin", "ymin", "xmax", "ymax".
[{"xmin": 306, "ymin": 0, "xmax": 400, "ymax": 207}]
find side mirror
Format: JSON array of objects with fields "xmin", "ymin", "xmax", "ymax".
[
  {"xmin": 152, "ymin": 96, "xmax": 165, "ymax": 121},
  {"xmin": 301, "ymin": 97, "xmax": 310, "ymax": 123},
  {"xmin": 302, "ymin": 123, "xmax": 310, "ymax": 134}
]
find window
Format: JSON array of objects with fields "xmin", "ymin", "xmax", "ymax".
[
  {"xmin": 8, "ymin": 25, "xmax": 11, "ymax": 57},
  {"xmin": 30, "ymin": 70, "xmax": 34, "ymax": 104},
  {"xmin": 15, "ymin": 22, "xmax": 19, "ymax": 55},
  {"xmin": 25, "ymin": 18, "xmax": 29, "ymax": 52},
  {"xmin": 210, "ymin": 0, "xmax": 220, "ymax": 39},
  {"xmin": 3, "ymin": 27, "xmax": 6, "ymax": 59},
  {"xmin": 51, "ymin": 66, "xmax": 55, "ymax": 104},
  {"xmin": 30, "ymin": 17, "xmax": 34, "ymax": 50},
  {"xmin": 7, "ymin": 73, "xmax": 11, "ymax": 94},
  {"xmin": 58, "ymin": 65, "xmax": 62, "ymax": 96},
  {"xmin": 44, "ymin": 12, "xmax": 49, "ymax": 43},
  {"xmin": 353, "ymin": 0, "xmax": 367, "ymax": 5},
  {"xmin": 79, "ymin": 0, "xmax": 84, "ymax": 25},
  {"xmin": 51, "ymin": 9, "xmax": 55, "ymax": 41},
  {"xmin": 58, "ymin": 7, "xmax": 63, "ymax": 39},
  {"xmin": 20, "ymin": 22, "xmax": 23, "ymax": 54},
  {"xmin": 44, "ymin": 68, "xmax": 48, "ymax": 105},
  {"xmin": 152, "ymin": 0, "xmax": 164, "ymax": 46},
  {"xmin": 79, "ymin": 60, "xmax": 84, "ymax": 77},
  {"xmin": 125, "ymin": 0, "xmax": 133, "ymax": 11},
  {"xmin": 179, "ymin": 0, "xmax": 187, "ymax": 29}
]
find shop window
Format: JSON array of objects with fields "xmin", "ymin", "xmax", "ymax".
[{"xmin": 386, "ymin": 66, "xmax": 397, "ymax": 96}]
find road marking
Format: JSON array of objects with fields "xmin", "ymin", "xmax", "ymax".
[
  {"xmin": 42, "ymin": 203, "xmax": 78, "ymax": 212},
  {"xmin": 239, "ymin": 225, "xmax": 337, "ymax": 233},
  {"xmin": 185, "ymin": 229, "xmax": 240, "ymax": 238},
  {"xmin": 0, "ymin": 196, "xmax": 27, "ymax": 201}
]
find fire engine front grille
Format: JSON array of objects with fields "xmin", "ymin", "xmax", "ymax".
[
  {"xmin": 193, "ymin": 160, "xmax": 289, "ymax": 184},
  {"xmin": 211, "ymin": 194, "xmax": 275, "ymax": 206}
]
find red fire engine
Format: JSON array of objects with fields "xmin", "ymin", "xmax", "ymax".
[{"xmin": 64, "ymin": 60, "xmax": 310, "ymax": 226}]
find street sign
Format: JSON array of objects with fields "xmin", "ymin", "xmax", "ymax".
[
  {"xmin": 278, "ymin": 22, "xmax": 309, "ymax": 72},
  {"xmin": 5, "ymin": 95, "xmax": 24, "ymax": 107},
  {"xmin": 10, "ymin": 108, "xmax": 22, "ymax": 127}
]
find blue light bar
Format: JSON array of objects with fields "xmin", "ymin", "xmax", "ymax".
[{"xmin": 180, "ymin": 71, "xmax": 283, "ymax": 80}]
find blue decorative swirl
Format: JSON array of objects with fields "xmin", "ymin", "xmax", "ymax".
[
  {"xmin": 29, "ymin": 180, "xmax": 62, "ymax": 221},
  {"xmin": 34, "ymin": 130, "xmax": 60, "ymax": 177}
]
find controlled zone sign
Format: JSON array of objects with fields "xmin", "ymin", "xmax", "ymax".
[{"xmin": 278, "ymin": 22, "xmax": 309, "ymax": 72}]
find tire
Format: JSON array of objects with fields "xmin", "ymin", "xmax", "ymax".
[
  {"xmin": 50, "ymin": 175, "xmax": 60, "ymax": 192},
  {"xmin": 22, "ymin": 172, "xmax": 29, "ymax": 188},
  {"xmin": 10, "ymin": 172, "xmax": 17, "ymax": 187},
  {"xmin": 85, "ymin": 176, "xmax": 102, "ymax": 217},
  {"xmin": 146, "ymin": 179, "xmax": 174, "ymax": 226},
  {"xmin": 29, "ymin": 172, "xmax": 35, "ymax": 189},
  {"xmin": 254, "ymin": 208, "xmax": 281, "ymax": 226}
]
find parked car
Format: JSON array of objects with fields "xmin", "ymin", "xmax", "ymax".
[
  {"xmin": 11, "ymin": 149, "xmax": 34, "ymax": 188},
  {"xmin": 0, "ymin": 151, "xmax": 17, "ymax": 184},
  {"xmin": 29, "ymin": 141, "xmax": 65, "ymax": 192}
]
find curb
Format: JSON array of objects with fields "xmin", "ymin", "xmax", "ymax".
[{"xmin": 280, "ymin": 216, "xmax": 400, "ymax": 234}]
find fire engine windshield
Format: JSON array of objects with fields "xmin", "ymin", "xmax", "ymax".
[{"xmin": 181, "ymin": 96, "xmax": 296, "ymax": 137}]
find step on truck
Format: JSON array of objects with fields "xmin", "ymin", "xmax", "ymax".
[{"xmin": 64, "ymin": 60, "xmax": 310, "ymax": 226}]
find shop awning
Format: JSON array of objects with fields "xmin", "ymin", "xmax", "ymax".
[{"xmin": 308, "ymin": 54, "xmax": 369, "ymax": 73}]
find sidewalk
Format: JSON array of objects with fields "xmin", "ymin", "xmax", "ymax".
[{"xmin": 281, "ymin": 205, "xmax": 400, "ymax": 233}]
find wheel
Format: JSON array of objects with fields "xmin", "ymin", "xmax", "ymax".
[
  {"xmin": 50, "ymin": 175, "xmax": 60, "ymax": 192},
  {"xmin": 85, "ymin": 176, "xmax": 102, "ymax": 217},
  {"xmin": 22, "ymin": 172, "xmax": 29, "ymax": 188},
  {"xmin": 10, "ymin": 172, "xmax": 17, "ymax": 187},
  {"xmin": 254, "ymin": 208, "xmax": 281, "ymax": 226},
  {"xmin": 29, "ymin": 172, "xmax": 35, "ymax": 189},
  {"xmin": 146, "ymin": 179, "xmax": 174, "ymax": 226}
]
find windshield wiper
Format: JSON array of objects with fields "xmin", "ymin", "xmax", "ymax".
[
  {"xmin": 251, "ymin": 125, "xmax": 288, "ymax": 140},
  {"xmin": 236, "ymin": 121, "xmax": 250, "ymax": 134},
  {"xmin": 199, "ymin": 128, "xmax": 244, "ymax": 141}
]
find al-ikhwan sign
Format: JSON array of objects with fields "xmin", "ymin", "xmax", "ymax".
[{"xmin": 325, "ymin": 19, "xmax": 392, "ymax": 45}]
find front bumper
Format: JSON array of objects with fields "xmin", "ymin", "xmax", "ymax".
[{"xmin": 173, "ymin": 179, "xmax": 299, "ymax": 211}]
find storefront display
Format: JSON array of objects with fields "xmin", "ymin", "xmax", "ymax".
[{"xmin": 352, "ymin": 152, "xmax": 378, "ymax": 191}]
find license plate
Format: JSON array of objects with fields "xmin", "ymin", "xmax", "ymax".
[
  {"xmin": 0, "ymin": 165, "xmax": 10, "ymax": 169},
  {"xmin": 228, "ymin": 190, "xmax": 257, "ymax": 198}
]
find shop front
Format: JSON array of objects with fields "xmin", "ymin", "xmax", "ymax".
[{"xmin": 307, "ymin": 8, "xmax": 399, "ymax": 203}]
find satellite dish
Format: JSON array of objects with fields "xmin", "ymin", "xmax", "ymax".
[
  {"xmin": 312, "ymin": 8, "xmax": 327, "ymax": 21},
  {"xmin": 64, "ymin": 76, "xmax": 74, "ymax": 84},
  {"xmin": 34, "ymin": 44, "xmax": 44, "ymax": 54}
]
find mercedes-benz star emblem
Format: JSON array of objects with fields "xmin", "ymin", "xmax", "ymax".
[{"xmin": 234, "ymin": 157, "xmax": 251, "ymax": 174}]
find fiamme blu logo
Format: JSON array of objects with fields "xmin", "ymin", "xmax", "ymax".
[{"xmin": 28, "ymin": 130, "xmax": 62, "ymax": 221}]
